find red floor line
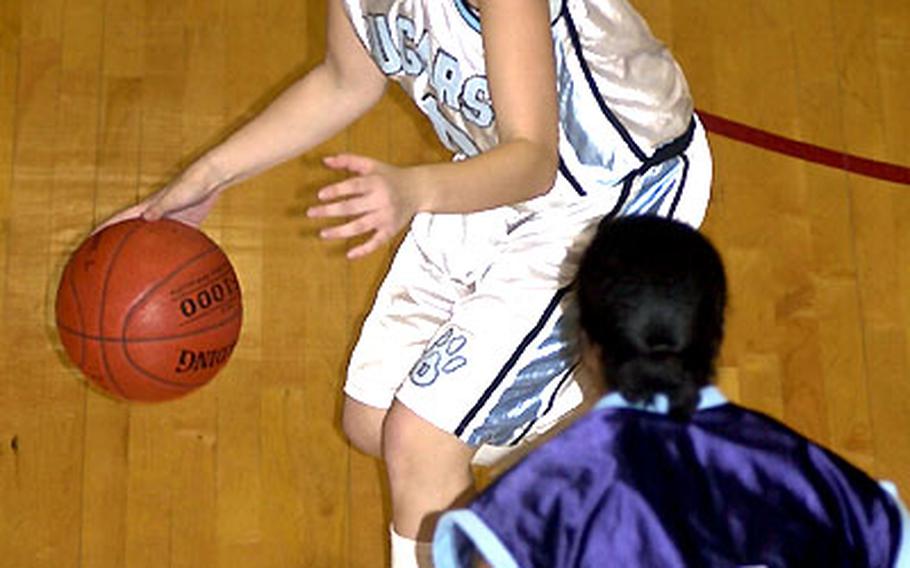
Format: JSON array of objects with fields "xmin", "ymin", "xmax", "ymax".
[{"xmin": 697, "ymin": 110, "xmax": 910, "ymax": 186}]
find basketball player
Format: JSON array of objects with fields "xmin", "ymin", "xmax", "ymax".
[
  {"xmin": 432, "ymin": 215, "xmax": 910, "ymax": 568},
  {"xmin": 101, "ymin": 1, "xmax": 712, "ymax": 565}
]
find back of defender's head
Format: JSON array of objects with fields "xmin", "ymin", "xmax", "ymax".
[{"xmin": 576, "ymin": 215, "xmax": 727, "ymax": 419}]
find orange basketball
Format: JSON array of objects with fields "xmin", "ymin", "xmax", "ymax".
[{"xmin": 55, "ymin": 219, "xmax": 243, "ymax": 402}]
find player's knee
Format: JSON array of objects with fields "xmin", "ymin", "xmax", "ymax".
[
  {"xmin": 381, "ymin": 414, "xmax": 418, "ymax": 478},
  {"xmin": 381, "ymin": 404, "xmax": 473, "ymax": 485},
  {"xmin": 341, "ymin": 398, "xmax": 384, "ymax": 458}
]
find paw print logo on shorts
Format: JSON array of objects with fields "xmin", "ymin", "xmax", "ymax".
[{"xmin": 409, "ymin": 328, "xmax": 468, "ymax": 387}]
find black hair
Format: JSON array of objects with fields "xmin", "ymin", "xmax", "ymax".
[{"xmin": 576, "ymin": 215, "xmax": 727, "ymax": 419}]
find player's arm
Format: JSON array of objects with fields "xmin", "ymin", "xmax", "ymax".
[
  {"xmin": 309, "ymin": 0, "xmax": 559, "ymax": 257},
  {"xmin": 409, "ymin": 0, "xmax": 559, "ymax": 211},
  {"xmin": 195, "ymin": 0, "xmax": 387, "ymax": 191},
  {"xmin": 103, "ymin": 0, "xmax": 387, "ymax": 227}
]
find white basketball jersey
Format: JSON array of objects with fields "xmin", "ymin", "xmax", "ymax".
[
  {"xmin": 341, "ymin": 0, "xmax": 695, "ymax": 203},
  {"xmin": 341, "ymin": 1, "xmax": 714, "ymax": 454}
]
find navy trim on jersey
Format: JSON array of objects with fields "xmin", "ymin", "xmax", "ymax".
[
  {"xmin": 561, "ymin": 3, "xmax": 647, "ymax": 162},
  {"xmin": 455, "ymin": 285, "xmax": 573, "ymax": 438},
  {"xmin": 667, "ymin": 153, "xmax": 690, "ymax": 219},
  {"xmin": 557, "ymin": 156, "xmax": 586, "ymax": 196},
  {"xmin": 609, "ymin": 175, "xmax": 634, "ymax": 219},
  {"xmin": 645, "ymin": 118, "xmax": 695, "ymax": 169},
  {"xmin": 620, "ymin": 118, "xmax": 695, "ymax": 217},
  {"xmin": 509, "ymin": 361, "xmax": 577, "ymax": 446},
  {"xmin": 454, "ymin": 0, "xmax": 481, "ymax": 32},
  {"xmin": 551, "ymin": 0, "xmax": 566, "ymax": 24}
]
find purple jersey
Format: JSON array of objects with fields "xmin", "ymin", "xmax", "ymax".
[{"xmin": 434, "ymin": 388, "xmax": 908, "ymax": 567}]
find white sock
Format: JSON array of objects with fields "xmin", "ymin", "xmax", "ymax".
[{"xmin": 390, "ymin": 524, "xmax": 434, "ymax": 568}]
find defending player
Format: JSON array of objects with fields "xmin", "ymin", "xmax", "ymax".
[
  {"xmin": 100, "ymin": 1, "xmax": 712, "ymax": 565},
  {"xmin": 433, "ymin": 215, "xmax": 910, "ymax": 568}
]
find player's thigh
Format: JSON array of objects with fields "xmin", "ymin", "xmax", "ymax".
[
  {"xmin": 395, "ymin": 265, "xmax": 580, "ymax": 448},
  {"xmin": 382, "ymin": 400, "xmax": 475, "ymax": 477},
  {"xmin": 344, "ymin": 233, "xmax": 459, "ymax": 414}
]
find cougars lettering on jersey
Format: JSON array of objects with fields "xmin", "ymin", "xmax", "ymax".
[
  {"xmin": 342, "ymin": 0, "xmax": 699, "ymax": 210},
  {"xmin": 355, "ymin": 4, "xmax": 495, "ymax": 157}
]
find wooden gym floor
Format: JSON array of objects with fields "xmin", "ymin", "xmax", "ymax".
[{"xmin": 0, "ymin": 0, "xmax": 907, "ymax": 566}]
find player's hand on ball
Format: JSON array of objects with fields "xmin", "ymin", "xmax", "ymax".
[
  {"xmin": 308, "ymin": 154, "xmax": 421, "ymax": 259},
  {"xmin": 94, "ymin": 160, "xmax": 226, "ymax": 233}
]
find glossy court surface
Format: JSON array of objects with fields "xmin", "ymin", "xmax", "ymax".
[{"xmin": 0, "ymin": 0, "xmax": 907, "ymax": 566}]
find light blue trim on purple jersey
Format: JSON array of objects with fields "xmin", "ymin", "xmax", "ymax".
[
  {"xmin": 433, "ymin": 509, "xmax": 520, "ymax": 568},
  {"xmin": 594, "ymin": 385, "xmax": 728, "ymax": 414},
  {"xmin": 594, "ymin": 386, "xmax": 910, "ymax": 568},
  {"xmin": 880, "ymin": 481, "xmax": 910, "ymax": 567},
  {"xmin": 436, "ymin": 385, "xmax": 908, "ymax": 567}
]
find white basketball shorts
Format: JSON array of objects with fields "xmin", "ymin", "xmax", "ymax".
[{"xmin": 344, "ymin": 118, "xmax": 712, "ymax": 449}]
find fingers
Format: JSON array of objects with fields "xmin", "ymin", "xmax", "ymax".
[
  {"xmin": 309, "ymin": 194, "xmax": 392, "ymax": 259},
  {"xmin": 318, "ymin": 215, "xmax": 387, "ymax": 260},
  {"xmin": 308, "ymin": 175, "xmax": 389, "ymax": 218},
  {"xmin": 312, "ymin": 154, "xmax": 402, "ymax": 259},
  {"xmin": 141, "ymin": 196, "xmax": 167, "ymax": 221},
  {"xmin": 346, "ymin": 237, "xmax": 383, "ymax": 260},
  {"xmin": 317, "ymin": 214, "xmax": 376, "ymax": 241},
  {"xmin": 322, "ymin": 153, "xmax": 377, "ymax": 176},
  {"xmin": 308, "ymin": 199, "xmax": 372, "ymax": 221},
  {"xmin": 313, "ymin": 178, "xmax": 367, "ymax": 204},
  {"xmin": 92, "ymin": 203, "xmax": 147, "ymax": 234}
]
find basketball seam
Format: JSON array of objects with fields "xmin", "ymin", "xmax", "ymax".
[
  {"xmin": 57, "ymin": 309, "xmax": 242, "ymax": 387},
  {"xmin": 118, "ymin": 310, "xmax": 240, "ymax": 387},
  {"xmin": 56, "ymin": 311, "xmax": 241, "ymax": 343},
  {"xmin": 120, "ymin": 245, "xmax": 223, "ymax": 335},
  {"xmin": 119, "ymin": 245, "xmax": 240, "ymax": 389},
  {"xmin": 97, "ymin": 223, "xmax": 146, "ymax": 398}
]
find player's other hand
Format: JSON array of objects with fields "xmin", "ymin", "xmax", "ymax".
[
  {"xmin": 308, "ymin": 153, "xmax": 421, "ymax": 259},
  {"xmin": 93, "ymin": 160, "xmax": 226, "ymax": 234}
]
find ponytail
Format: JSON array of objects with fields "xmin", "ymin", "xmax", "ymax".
[
  {"xmin": 577, "ymin": 215, "xmax": 727, "ymax": 419},
  {"xmin": 613, "ymin": 352, "xmax": 702, "ymax": 420}
]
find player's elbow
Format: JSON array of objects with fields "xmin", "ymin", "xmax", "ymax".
[
  {"xmin": 500, "ymin": 116, "xmax": 558, "ymax": 199},
  {"xmin": 528, "ymin": 140, "xmax": 558, "ymax": 198},
  {"xmin": 504, "ymin": 126, "xmax": 558, "ymax": 198}
]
